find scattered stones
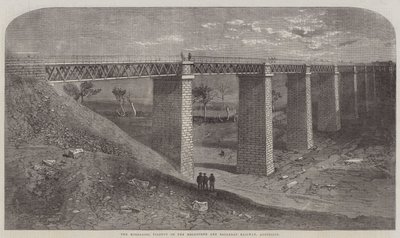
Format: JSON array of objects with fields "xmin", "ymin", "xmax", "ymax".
[
  {"xmin": 244, "ymin": 214, "xmax": 252, "ymax": 219},
  {"xmin": 42, "ymin": 159, "xmax": 56, "ymax": 166},
  {"xmin": 72, "ymin": 209, "xmax": 80, "ymax": 214},
  {"xmin": 280, "ymin": 175, "xmax": 289, "ymax": 180},
  {"xmin": 178, "ymin": 211, "xmax": 190, "ymax": 218},
  {"xmin": 192, "ymin": 200, "xmax": 208, "ymax": 212},
  {"xmin": 285, "ymin": 181, "xmax": 298, "ymax": 189},
  {"xmin": 120, "ymin": 205, "xmax": 140, "ymax": 213},
  {"xmin": 344, "ymin": 159, "xmax": 363, "ymax": 164},
  {"xmin": 128, "ymin": 178, "xmax": 150, "ymax": 189},
  {"xmin": 295, "ymin": 156, "xmax": 304, "ymax": 161},
  {"xmin": 65, "ymin": 148, "xmax": 84, "ymax": 159},
  {"xmin": 103, "ymin": 196, "xmax": 111, "ymax": 202}
]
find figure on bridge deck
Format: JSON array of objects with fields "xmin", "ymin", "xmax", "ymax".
[
  {"xmin": 180, "ymin": 52, "xmax": 186, "ymax": 61},
  {"xmin": 188, "ymin": 53, "xmax": 192, "ymax": 61}
]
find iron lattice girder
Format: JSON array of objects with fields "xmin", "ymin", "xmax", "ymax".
[
  {"xmin": 310, "ymin": 65, "xmax": 335, "ymax": 73},
  {"xmin": 337, "ymin": 65, "xmax": 355, "ymax": 73},
  {"xmin": 45, "ymin": 62, "xmax": 181, "ymax": 81},
  {"xmin": 270, "ymin": 64, "xmax": 306, "ymax": 73},
  {"xmin": 192, "ymin": 62, "xmax": 264, "ymax": 75}
]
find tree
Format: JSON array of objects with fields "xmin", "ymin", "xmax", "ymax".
[
  {"xmin": 112, "ymin": 87, "xmax": 127, "ymax": 117},
  {"xmin": 216, "ymin": 79, "xmax": 233, "ymax": 108},
  {"xmin": 126, "ymin": 91, "xmax": 137, "ymax": 117},
  {"xmin": 192, "ymin": 84, "xmax": 215, "ymax": 121},
  {"xmin": 63, "ymin": 81, "xmax": 102, "ymax": 103},
  {"xmin": 272, "ymin": 90, "xmax": 282, "ymax": 112}
]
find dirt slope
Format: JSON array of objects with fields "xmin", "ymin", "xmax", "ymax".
[{"xmin": 5, "ymin": 74, "xmax": 180, "ymax": 177}]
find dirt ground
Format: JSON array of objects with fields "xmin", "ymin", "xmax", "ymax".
[
  {"xmin": 93, "ymin": 104, "xmax": 395, "ymax": 221},
  {"xmin": 4, "ymin": 145, "xmax": 394, "ymax": 230},
  {"xmin": 193, "ymin": 118, "xmax": 395, "ymax": 219}
]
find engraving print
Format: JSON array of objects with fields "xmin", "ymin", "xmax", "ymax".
[{"xmin": 4, "ymin": 7, "xmax": 396, "ymax": 230}]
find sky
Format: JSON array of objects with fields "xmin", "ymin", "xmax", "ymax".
[{"xmin": 5, "ymin": 7, "xmax": 396, "ymax": 63}]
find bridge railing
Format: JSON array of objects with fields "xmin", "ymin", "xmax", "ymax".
[
  {"xmin": 191, "ymin": 55, "xmax": 266, "ymax": 64},
  {"xmin": 6, "ymin": 55, "xmax": 182, "ymax": 65}
]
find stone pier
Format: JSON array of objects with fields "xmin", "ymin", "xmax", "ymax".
[
  {"xmin": 237, "ymin": 64, "xmax": 274, "ymax": 176},
  {"xmin": 286, "ymin": 66, "xmax": 314, "ymax": 150},
  {"xmin": 340, "ymin": 67, "xmax": 359, "ymax": 120},
  {"xmin": 317, "ymin": 66, "xmax": 341, "ymax": 132},
  {"xmin": 151, "ymin": 61, "xmax": 194, "ymax": 179}
]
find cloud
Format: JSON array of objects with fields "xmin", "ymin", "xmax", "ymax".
[
  {"xmin": 157, "ymin": 34, "xmax": 184, "ymax": 42},
  {"xmin": 224, "ymin": 35, "xmax": 240, "ymax": 40},
  {"xmin": 134, "ymin": 34, "xmax": 184, "ymax": 47},
  {"xmin": 184, "ymin": 44, "xmax": 225, "ymax": 51},
  {"xmin": 241, "ymin": 39, "xmax": 280, "ymax": 46},
  {"xmin": 134, "ymin": 41, "xmax": 160, "ymax": 47},
  {"xmin": 338, "ymin": 39, "xmax": 358, "ymax": 47},
  {"xmin": 201, "ymin": 22, "xmax": 218, "ymax": 29},
  {"xmin": 227, "ymin": 19, "xmax": 245, "ymax": 26}
]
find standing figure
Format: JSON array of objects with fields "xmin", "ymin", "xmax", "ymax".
[
  {"xmin": 196, "ymin": 172, "xmax": 203, "ymax": 190},
  {"xmin": 188, "ymin": 52, "xmax": 192, "ymax": 61},
  {"xmin": 203, "ymin": 173, "xmax": 209, "ymax": 191},
  {"xmin": 209, "ymin": 173, "xmax": 215, "ymax": 191}
]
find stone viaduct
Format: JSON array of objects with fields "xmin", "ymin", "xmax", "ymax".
[{"xmin": 5, "ymin": 55, "xmax": 396, "ymax": 179}]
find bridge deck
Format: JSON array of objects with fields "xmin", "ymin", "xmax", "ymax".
[{"xmin": 5, "ymin": 55, "xmax": 394, "ymax": 82}]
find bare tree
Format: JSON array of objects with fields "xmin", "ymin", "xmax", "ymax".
[
  {"xmin": 216, "ymin": 79, "xmax": 233, "ymax": 109},
  {"xmin": 112, "ymin": 87, "xmax": 127, "ymax": 117},
  {"xmin": 192, "ymin": 83, "xmax": 215, "ymax": 121},
  {"xmin": 126, "ymin": 92, "xmax": 137, "ymax": 117},
  {"xmin": 272, "ymin": 89, "xmax": 282, "ymax": 112}
]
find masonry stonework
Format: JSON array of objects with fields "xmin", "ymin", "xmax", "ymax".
[
  {"xmin": 317, "ymin": 70, "xmax": 341, "ymax": 132},
  {"xmin": 286, "ymin": 70, "xmax": 313, "ymax": 150},
  {"xmin": 151, "ymin": 65, "xmax": 194, "ymax": 179},
  {"xmin": 6, "ymin": 64, "xmax": 46, "ymax": 80},
  {"xmin": 340, "ymin": 71, "xmax": 359, "ymax": 120},
  {"xmin": 237, "ymin": 73, "xmax": 274, "ymax": 176}
]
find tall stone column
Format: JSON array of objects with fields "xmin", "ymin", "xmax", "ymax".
[
  {"xmin": 317, "ymin": 65, "xmax": 341, "ymax": 132},
  {"xmin": 340, "ymin": 66, "xmax": 359, "ymax": 120},
  {"xmin": 237, "ymin": 63, "xmax": 274, "ymax": 176},
  {"xmin": 286, "ymin": 65, "xmax": 313, "ymax": 150},
  {"xmin": 364, "ymin": 65, "xmax": 371, "ymax": 113},
  {"xmin": 151, "ymin": 61, "xmax": 194, "ymax": 179}
]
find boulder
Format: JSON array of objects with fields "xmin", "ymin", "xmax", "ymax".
[
  {"xmin": 192, "ymin": 200, "xmax": 208, "ymax": 212},
  {"xmin": 66, "ymin": 148, "xmax": 84, "ymax": 159}
]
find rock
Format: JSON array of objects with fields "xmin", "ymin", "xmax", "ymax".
[
  {"xmin": 286, "ymin": 181, "xmax": 298, "ymax": 189},
  {"xmin": 280, "ymin": 175, "xmax": 289, "ymax": 180},
  {"xmin": 128, "ymin": 178, "xmax": 150, "ymax": 189},
  {"xmin": 295, "ymin": 156, "xmax": 303, "ymax": 161},
  {"xmin": 103, "ymin": 196, "xmax": 111, "ymax": 202},
  {"xmin": 178, "ymin": 211, "xmax": 190, "ymax": 219},
  {"xmin": 42, "ymin": 159, "xmax": 56, "ymax": 166},
  {"xmin": 344, "ymin": 159, "xmax": 363, "ymax": 164},
  {"xmin": 65, "ymin": 148, "xmax": 84, "ymax": 159},
  {"xmin": 72, "ymin": 209, "xmax": 80, "ymax": 214},
  {"xmin": 120, "ymin": 205, "xmax": 140, "ymax": 213},
  {"xmin": 150, "ymin": 186, "xmax": 157, "ymax": 190},
  {"xmin": 192, "ymin": 200, "xmax": 208, "ymax": 212},
  {"xmin": 244, "ymin": 214, "xmax": 252, "ymax": 219}
]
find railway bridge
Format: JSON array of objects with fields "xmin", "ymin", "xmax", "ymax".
[{"xmin": 6, "ymin": 55, "xmax": 396, "ymax": 178}]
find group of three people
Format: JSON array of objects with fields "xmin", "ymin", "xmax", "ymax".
[{"xmin": 196, "ymin": 172, "xmax": 215, "ymax": 191}]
